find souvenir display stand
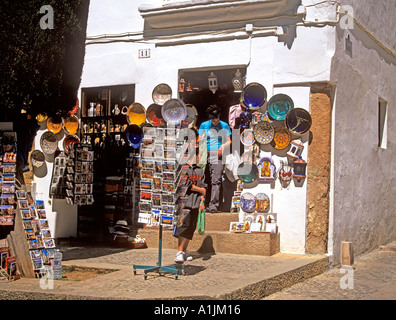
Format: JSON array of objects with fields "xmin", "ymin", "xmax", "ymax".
[
  {"xmin": 133, "ymin": 126, "xmax": 190, "ymax": 280},
  {"xmin": 0, "ymin": 132, "xmax": 17, "ymax": 229}
]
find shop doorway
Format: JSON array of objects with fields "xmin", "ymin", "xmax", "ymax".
[{"xmin": 178, "ymin": 67, "xmax": 246, "ymax": 212}]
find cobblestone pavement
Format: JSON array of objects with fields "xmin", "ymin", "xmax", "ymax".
[
  {"xmin": 0, "ymin": 241, "xmax": 327, "ymax": 300},
  {"xmin": 1, "ymin": 239, "xmax": 395, "ymax": 300},
  {"xmin": 264, "ymin": 241, "xmax": 396, "ymax": 300}
]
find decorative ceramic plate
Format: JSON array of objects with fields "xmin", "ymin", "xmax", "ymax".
[
  {"xmin": 255, "ymin": 193, "xmax": 270, "ymax": 213},
  {"xmin": 63, "ymin": 135, "xmax": 80, "ymax": 154},
  {"xmin": 240, "ymin": 192, "xmax": 256, "ymax": 212},
  {"xmin": 46, "ymin": 117, "xmax": 63, "ymax": 134},
  {"xmin": 125, "ymin": 125, "xmax": 143, "ymax": 149},
  {"xmin": 185, "ymin": 104, "xmax": 198, "ymax": 128},
  {"xmin": 127, "ymin": 103, "xmax": 146, "ymax": 126},
  {"xmin": 63, "ymin": 115, "xmax": 79, "ymax": 135},
  {"xmin": 40, "ymin": 131, "xmax": 58, "ymax": 154},
  {"xmin": 237, "ymin": 161, "xmax": 259, "ymax": 184},
  {"xmin": 272, "ymin": 127, "xmax": 291, "ymax": 150},
  {"xmin": 152, "ymin": 83, "xmax": 172, "ymax": 105},
  {"xmin": 146, "ymin": 104, "xmax": 164, "ymax": 126},
  {"xmin": 30, "ymin": 150, "xmax": 45, "ymax": 168},
  {"xmin": 253, "ymin": 121, "xmax": 274, "ymax": 144},
  {"xmin": 240, "ymin": 82, "xmax": 267, "ymax": 110},
  {"xmin": 285, "ymin": 108, "xmax": 312, "ymax": 136},
  {"xmin": 267, "ymin": 94, "xmax": 294, "ymax": 121},
  {"xmin": 240, "ymin": 129, "xmax": 255, "ymax": 146},
  {"xmin": 161, "ymin": 99, "xmax": 188, "ymax": 126}
]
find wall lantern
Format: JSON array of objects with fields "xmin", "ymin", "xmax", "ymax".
[
  {"xmin": 293, "ymin": 157, "xmax": 307, "ymax": 183},
  {"xmin": 232, "ymin": 69, "xmax": 245, "ymax": 93},
  {"xmin": 208, "ymin": 72, "xmax": 218, "ymax": 94},
  {"xmin": 287, "ymin": 140, "xmax": 304, "ymax": 159}
]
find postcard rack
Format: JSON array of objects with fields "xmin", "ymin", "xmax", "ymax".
[{"xmin": 133, "ymin": 126, "xmax": 191, "ymax": 280}]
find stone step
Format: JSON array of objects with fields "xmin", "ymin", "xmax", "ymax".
[
  {"xmin": 205, "ymin": 212, "xmax": 239, "ymax": 231},
  {"xmin": 136, "ymin": 227, "xmax": 279, "ymax": 256}
]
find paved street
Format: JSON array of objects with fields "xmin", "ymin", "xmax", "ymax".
[{"xmin": 264, "ymin": 242, "xmax": 396, "ymax": 300}]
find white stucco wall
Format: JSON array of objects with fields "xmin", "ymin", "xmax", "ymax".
[
  {"xmin": 33, "ymin": 129, "xmax": 78, "ymax": 239},
  {"xmin": 79, "ymin": 0, "xmax": 341, "ymax": 254},
  {"xmin": 329, "ymin": 1, "xmax": 396, "ymax": 263}
]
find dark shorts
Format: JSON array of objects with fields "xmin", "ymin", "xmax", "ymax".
[{"xmin": 173, "ymin": 208, "xmax": 199, "ymax": 240}]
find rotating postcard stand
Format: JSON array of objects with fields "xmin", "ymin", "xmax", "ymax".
[{"xmin": 133, "ymin": 222, "xmax": 184, "ymax": 280}]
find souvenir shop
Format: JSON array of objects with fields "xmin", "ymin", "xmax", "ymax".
[
  {"xmin": 32, "ymin": 74, "xmax": 311, "ymax": 242},
  {"xmin": 0, "ymin": 74, "xmax": 312, "ymax": 278}
]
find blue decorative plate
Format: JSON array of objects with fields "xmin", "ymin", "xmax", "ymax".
[
  {"xmin": 240, "ymin": 83, "xmax": 267, "ymax": 110},
  {"xmin": 253, "ymin": 121, "xmax": 274, "ymax": 144},
  {"xmin": 267, "ymin": 94, "xmax": 294, "ymax": 121},
  {"xmin": 240, "ymin": 192, "xmax": 256, "ymax": 212},
  {"xmin": 161, "ymin": 99, "xmax": 188, "ymax": 126},
  {"xmin": 285, "ymin": 108, "xmax": 312, "ymax": 136}
]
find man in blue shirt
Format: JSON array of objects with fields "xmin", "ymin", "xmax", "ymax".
[{"xmin": 198, "ymin": 105, "xmax": 231, "ymax": 213}]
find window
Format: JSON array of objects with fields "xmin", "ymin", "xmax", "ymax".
[{"xmin": 378, "ymin": 98, "xmax": 388, "ymax": 149}]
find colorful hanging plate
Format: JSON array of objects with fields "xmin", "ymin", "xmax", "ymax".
[
  {"xmin": 30, "ymin": 150, "xmax": 45, "ymax": 168},
  {"xmin": 240, "ymin": 129, "xmax": 255, "ymax": 146},
  {"xmin": 237, "ymin": 161, "xmax": 259, "ymax": 184},
  {"xmin": 152, "ymin": 83, "xmax": 172, "ymax": 105},
  {"xmin": 272, "ymin": 127, "xmax": 291, "ymax": 150},
  {"xmin": 63, "ymin": 135, "xmax": 80, "ymax": 154},
  {"xmin": 240, "ymin": 82, "xmax": 267, "ymax": 110},
  {"xmin": 240, "ymin": 192, "xmax": 256, "ymax": 213},
  {"xmin": 267, "ymin": 94, "xmax": 294, "ymax": 121},
  {"xmin": 47, "ymin": 117, "xmax": 63, "ymax": 134},
  {"xmin": 255, "ymin": 193, "xmax": 270, "ymax": 213},
  {"xmin": 127, "ymin": 103, "xmax": 146, "ymax": 126},
  {"xmin": 185, "ymin": 104, "xmax": 198, "ymax": 128},
  {"xmin": 40, "ymin": 131, "xmax": 58, "ymax": 154},
  {"xmin": 125, "ymin": 124, "xmax": 143, "ymax": 149},
  {"xmin": 63, "ymin": 115, "xmax": 79, "ymax": 135},
  {"xmin": 253, "ymin": 121, "xmax": 274, "ymax": 144},
  {"xmin": 285, "ymin": 108, "xmax": 312, "ymax": 136},
  {"xmin": 146, "ymin": 103, "xmax": 164, "ymax": 126},
  {"xmin": 161, "ymin": 99, "xmax": 188, "ymax": 126}
]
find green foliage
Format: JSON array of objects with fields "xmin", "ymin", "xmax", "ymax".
[{"xmin": 0, "ymin": 0, "xmax": 89, "ymax": 120}]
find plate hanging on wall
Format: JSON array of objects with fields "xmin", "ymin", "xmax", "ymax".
[
  {"xmin": 146, "ymin": 103, "xmax": 164, "ymax": 126},
  {"xmin": 267, "ymin": 94, "xmax": 294, "ymax": 121},
  {"xmin": 127, "ymin": 103, "xmax": 146, "ymax": 126},
  {"xmin": 185, "ymin": 104, "xmax": 198, "ymax": 128},
  {"xmin": 240, "ymin": 129, "xmax": 255, "ymax": 146},
  {"xmin": 255, "ymin": 193, "xmax": 270, "ymax": 213},
  {"xmin": 240, "ymin": 82, "xmax": 267, "ymax": 110},
  {"xmin": 40, "ymin": 131, "xmax": 58, "ymax": 154},
  {"xmin": 237, "ymin": 161, "xmax": 259, "ymax": 184},
  {"xmin": 285, "ymin": 108, "xmax": 312, "ymax": 136},
  {"xmin": 240, "ymin": 192, "xmax": 256, "ymax": 213},
  {"xmin": 63, "ymin": 135, "xmax": 80, "ymax": 154},
  {"xmin": 30, "ymin": 150, "xmax": 45, "ymax": 168},
  {"xmin": 272, "ymin": 127, "xmax": 291, "ymax": 150},
  {"xmin": 253, "ymin": 121, "xmax": 274, "ymax": 145},
  {"xmin": 161, "ymin": 99, "xmax": 188, "ymax": 126},
  {"xmin": 46, "ymin": 116, "xmax": 63, "ymax": 134},
  {"xmin": 152, "ymin": 83, "xmax": 172, "ymax": 105}
]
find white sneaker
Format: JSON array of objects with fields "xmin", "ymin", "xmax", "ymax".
[
  {"xmin": 175, "ymin": 251, "xmax": 185, "ymax": 263},
  {"xmin": 184, "ymin": 251, "xmax": 193, "ymax": 261}
]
